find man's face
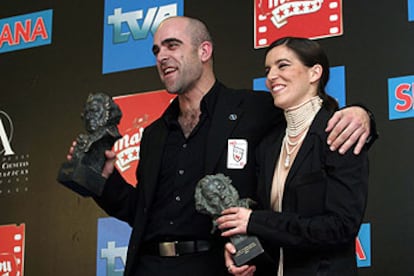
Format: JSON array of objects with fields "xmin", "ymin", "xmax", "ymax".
[{"xmin": 152, "ymin": 18, "xmax": 203, "ymax": 95}]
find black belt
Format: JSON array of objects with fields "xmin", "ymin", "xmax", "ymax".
[{"xmin": 140, "ymin": 240, "xmax": 211, "ymax": 257}]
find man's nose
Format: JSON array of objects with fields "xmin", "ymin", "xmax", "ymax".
[{"xmin": 157, "ymin": 48, "xmax": 169, "ymax": 64}]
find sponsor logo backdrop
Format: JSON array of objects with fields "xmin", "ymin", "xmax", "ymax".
[{"xmin": 0, "ymin": 0, "xmax": 411, "ymax": 275}]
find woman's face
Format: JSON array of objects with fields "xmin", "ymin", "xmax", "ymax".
[{"xmin": 264, "ymin": 45, "xmax": 320, "ymax": 110}]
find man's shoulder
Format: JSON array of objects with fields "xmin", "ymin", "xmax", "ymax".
[
  {"xmin": 143, "ymin": 117, "xmax": 165, "ymax": 133},
  {"xmin": 220, "ymin": 84, "xmax": 269, "ymax": 96},
  {"xmin": 218, "ymin": 84, "xmax": 273, "ymax": 105}
]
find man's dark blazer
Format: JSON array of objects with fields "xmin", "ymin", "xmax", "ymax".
[
  {"xmin": 249, "ymin": 104, "xmax": 369, "ymax": 276},
  {"xmin": 93, "ymin": 81, "xmax": 282, "ymax": 275}
]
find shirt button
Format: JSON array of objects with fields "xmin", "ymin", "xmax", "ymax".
[
  {"xmin": 175, "ymin": 196, "xmax": 181, "ymax": 201},
  {"xmin": 182, "ymin": 143, "xmax": 187, "ymax": 148},
  {"xmin": 178, "ymin": 169, "xmax": 184, "ymax": 175},
  {"xmin": 169, "ymin": 221, "xmax": 174, "ymax": 225}
]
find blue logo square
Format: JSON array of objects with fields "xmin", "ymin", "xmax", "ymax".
[
  {"xmin": 97, "ymin": 217, "xmax": 132, "ymax": 276},
  {"xmin": 0, "ymin": 9, "xmax": 53, "ymax": 54},
  {"xmin": 102, "ymin": 0, "xmax": 184, "ymax": 74},
  {"xmin": 409, "ymin": 0, "xmax": 414, "ymax": 21},
  {"xmin": 356, "ymin": 223, "xmax": 371, "ymax": 268},
  {"xmin": 388, "ymin": 75, "xmax": 414, "ymax": 120}
]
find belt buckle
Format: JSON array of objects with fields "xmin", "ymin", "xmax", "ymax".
[{"xmin": 159, "ymin": 241, "xmax": 178, "ymax": 257}]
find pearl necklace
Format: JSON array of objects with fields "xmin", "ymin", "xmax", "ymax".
[
  {"xmin": 283, "ymin": 96, "xmax": 322, "ymax": 168},
  {"xmin": 283, "ymin": 131, "xmax": 308, "ymax": 168}
]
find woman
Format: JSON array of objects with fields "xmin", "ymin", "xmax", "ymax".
[{"xmin": 217, "ymin": 37, "xmax": 369, "ymax": 276}]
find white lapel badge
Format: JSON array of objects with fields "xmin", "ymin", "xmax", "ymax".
[{"xmin": 227, "ymin": 139, "xmax": 248, "ymax": 169}]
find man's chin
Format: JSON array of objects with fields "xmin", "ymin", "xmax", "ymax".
[{"xmin": 165, "ymin": 88, "xmax": 183, "ymax": 95}]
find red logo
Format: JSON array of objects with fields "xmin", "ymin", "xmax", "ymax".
[
  {"xmin": 0, "ymin": 224, "xmax": 25, "ymax": 276},
  {"xmin": 254, "ymin": 0, "xmax": 343, "ymax": 48},
  {"xmin": 233, "ymin": 146, "xmax": 244, "ymax": 162},
  {"xmin": 113, "ymin": 91, "xmax": 176, "ymax": 186},
  {"xmin": 355, "ymin": 237, "xmax": 367, "ymax": 261}
]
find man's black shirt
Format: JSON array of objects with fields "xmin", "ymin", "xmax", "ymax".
[{"xmin": 143, "ymin": 82, "xmax": 219, "ymax": 243}]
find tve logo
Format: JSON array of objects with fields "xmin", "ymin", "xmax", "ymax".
[
  {"xmin": 97, "ymin": 217, "xmax": 132, "ymax": 276},
  {"xmin": 253, "ymin": 66, "xmax": 346, "ymax": 107},
  {"xmin": 356, "ymin": 223, "xmax": 371, "ymax": 268},
  {"xmin": 103, "ymin": 0, "xmax": 184, "ymax": 74},
  {"xmin": 0, "ymin": 9, "xmax": 53, "ymax": 54},
  {"xmin": 388, "ymin": 75, "xmax": 414, "ymax": 120}
]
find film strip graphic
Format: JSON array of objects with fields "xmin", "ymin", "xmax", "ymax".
[
  {"xmin": 254, "ymin": 0, "xmax": 343, "ymax": 48},
  {"xmin": 0, "ymin": 224, "xmax": 25, "ymax": 276}
]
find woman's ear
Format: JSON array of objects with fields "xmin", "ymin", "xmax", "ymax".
[
  {"xmin": 199, "ymin": 41, "xmax": 213, "ymax": 62},
  {"xmin": 309, "ymin": 64, "xmax": 323, "ymax": 83}
]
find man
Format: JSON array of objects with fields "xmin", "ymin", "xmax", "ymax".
[{"xmin": 68, "ymin": 16, "xmax": 376, "ymax": 275}]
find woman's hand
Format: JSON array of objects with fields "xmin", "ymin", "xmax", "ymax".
[
  {"xmin": 225, "ymin": 242, "xmax": 256, "ymax": 276},
  {"xmin": 216, "ymin": 207, "xmax": 252, "ymax": 237}
]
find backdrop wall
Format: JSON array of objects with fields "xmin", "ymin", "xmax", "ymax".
[{"xmin": 1, "ymin": 0, "xmax": 413, "ymax": 275}]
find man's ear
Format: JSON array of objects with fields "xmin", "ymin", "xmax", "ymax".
[
  {"xmin": 309, "ymin": 64, "xmax": 323, "ymax": 83},
  {"xmin": 199, "ymin": 41, "xmax": 213, "ymax": 62}
]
